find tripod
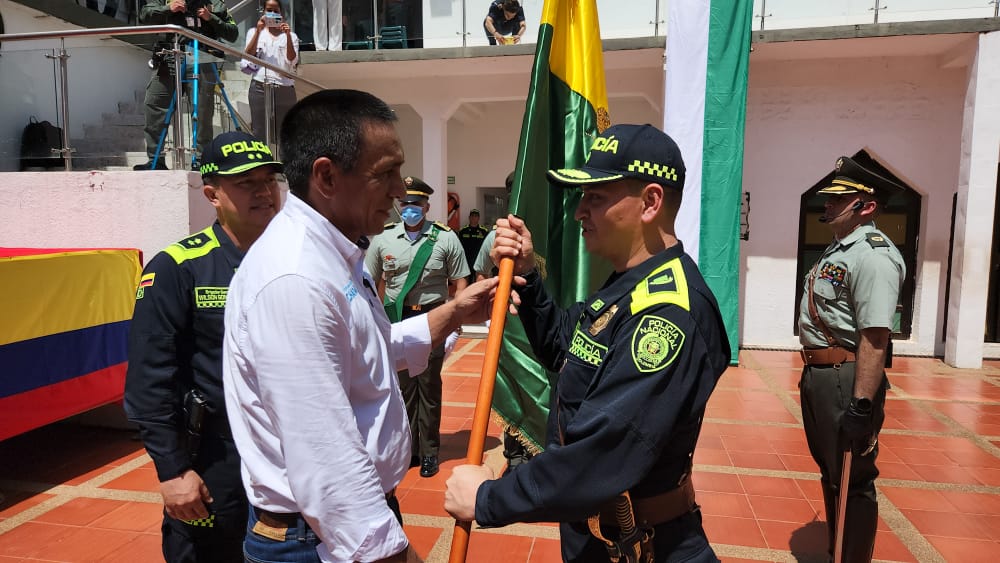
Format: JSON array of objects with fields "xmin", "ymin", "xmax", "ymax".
[{"xmin": 150, "ymin": 39, "xmax": 242, "ymax": 170}]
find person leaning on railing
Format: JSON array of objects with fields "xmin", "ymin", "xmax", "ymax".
[
  {"xmin": 483, "ymin": 0, "xmax": 525, "ymax": 45},
  {"xmin": 241, "ymin": 0, "xmax": 299, "ymax": 143},
  {"xmin": 134, "ymin": 0, "xmax": 238, "ymax": 170}
]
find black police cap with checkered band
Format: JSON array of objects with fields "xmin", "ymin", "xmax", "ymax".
[{"xmin": 547, "ymin": 124, "xmax": 686, "ymax": 191}]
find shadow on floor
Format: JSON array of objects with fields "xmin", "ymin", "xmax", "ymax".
[{"xmin": 790, "ymin": 519, "xmax": 830, "ymax": 563}]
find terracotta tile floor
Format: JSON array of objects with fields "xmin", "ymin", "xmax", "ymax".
[{"xmin": 1, "ymin": 344, "xmax": 999, "ymax": 562}]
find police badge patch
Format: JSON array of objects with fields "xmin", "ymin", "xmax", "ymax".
[{"xmin": 631, "ymin": 314, "xmax": 685, "ymax": 373}]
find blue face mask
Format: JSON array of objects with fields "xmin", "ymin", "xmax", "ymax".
[
  {"xmin": 265, "ymin": 10, "xmax": 281, "ymax": 19},
  {"xmin": 400, "ymin": 205, "xmax": 424, "ymax": 227}
]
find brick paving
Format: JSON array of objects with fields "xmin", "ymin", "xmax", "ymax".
[{"xmin": 1, "ymin": 341, "xmax": 999, "ymax": 562}]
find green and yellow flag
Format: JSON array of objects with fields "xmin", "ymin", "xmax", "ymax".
[{"xmin": 492, "ymin": 0, "xmax": 611, "ymax": 452}]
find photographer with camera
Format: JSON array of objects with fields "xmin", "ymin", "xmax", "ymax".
[
  {"xmin": 242, "ymin": 0, "xmax": 299, "ymax": 145},
  {"xmin": 135, "ymin": 0, "xmax": 237, "ymax": 170}
]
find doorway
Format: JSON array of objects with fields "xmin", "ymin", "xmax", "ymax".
[{"xmin": 986, "ymin": 164, "xmax": 1000, "ymax": 342}]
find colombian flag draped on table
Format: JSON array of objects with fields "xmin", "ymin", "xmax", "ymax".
[
  {"xmin": 0, "ymin": 248, "xmax": 142, "ymax": 441},
  {"xmin": 663, "ymin": 0, "xmax": 753, "ymax": 363},
  {"xmin": 491, "ymin": 0, "xmax": 611, "ymax": 452}
]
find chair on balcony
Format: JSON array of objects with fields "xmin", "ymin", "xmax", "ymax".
[
  {"xmin": 344, "ymin": 39, "xmax": 373, "ymax": 49},
  {"xmin": 378, "ymin": 25, "xmax": 408, "ymax": 49},
  {"xmin": 344, "ymin": 20, "xmax": 374, "ymax": 50}
]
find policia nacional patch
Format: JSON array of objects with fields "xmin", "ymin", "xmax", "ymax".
[{"xmin": 631, "ymin": 314, "xmax": 685, "ymax": 373}]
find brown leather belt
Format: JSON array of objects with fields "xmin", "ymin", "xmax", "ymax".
[
  {"xmin": 801, "ymin": 346, "xmax": 856, "ymax": 366},
  {"xmin": 256, "ymin": 488, "xmax": 397, "ymax": 529},
  {"xmin": 404, "ymin": 301, "xmax": 443, "ymax": 312},
  {"xmin": 598, "ymin": 479, "xmax": 696, "ymax": 527}
]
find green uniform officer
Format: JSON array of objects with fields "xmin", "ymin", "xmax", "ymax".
[
  {"xmin": 366, "ymin": 176, "xmax": 470, "ymax": 478},
  {"xmin": 135, "ymin": 0, "xmax": 237, "ymax": 170},
  {"xmin": 798, "ymin": 155, "xmax": 905, "ymax": 563}
]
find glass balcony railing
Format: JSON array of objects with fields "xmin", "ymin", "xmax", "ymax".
[
  {"xmin": 2, "ymin": 0, "xmax": 993, "ymax": 172},
  {"xmin": 0, "ymin": 25, "xmax": 323, "ymax": 172},
  {"xmin": 753, "ymin": 0, "xmax": 996, "ymax": 29},
  {"xmin": 240, "ymin": 0, "xmax": 669, "ymax": 51},
  {"xmin": 231, "ymin": 0, "xmax": 992, "ymax": 51}
]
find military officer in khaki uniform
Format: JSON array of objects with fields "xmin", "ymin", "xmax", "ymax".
[
  {"xmin": 367, "ymin": 177, "xmax": 470, "ymax": 477},
  {"xmin": 798, "ymin": 155, "xmax": 905, "ymax": 562}
]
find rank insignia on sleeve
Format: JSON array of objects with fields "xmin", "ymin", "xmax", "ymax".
[
  {"xmin": 588, "ymin": 304, "xmax": 618, "ymax": 336},
  {"xmin": 631, "ymin": 314, "xmax": 685, "ymax": 373}
]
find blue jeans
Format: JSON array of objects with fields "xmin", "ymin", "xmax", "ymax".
[
  {"xmin": 243, "ymin": 507, "xmax": 321, "ymax": 563},
  {"xmin": 243, "ymin": 498, "xmax": 402, "ymax": 563}
]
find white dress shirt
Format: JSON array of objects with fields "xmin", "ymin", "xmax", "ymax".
[{"xmin": 223, "ymin": 193, "xmax": 431, "ymax": 562}]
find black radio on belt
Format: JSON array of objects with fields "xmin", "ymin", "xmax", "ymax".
[
  {"xmin": 885, "ymin": 339, "xmax": 893, "ymax": 369},
  {"xmin": 183, "ymin": 388, "xmax": 209, "ymax": 462}
]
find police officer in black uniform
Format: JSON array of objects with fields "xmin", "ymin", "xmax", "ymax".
[
  {"xmin": 445, "ymin": 124, "xmax": 729, "ymax": 562},
  {"xmin": 458, "ymin": 208, "xmax": 489, "ymax": 283},
  {"xmin": 124, "ymin": 131, "xmax": 283, "ymax": 562}
]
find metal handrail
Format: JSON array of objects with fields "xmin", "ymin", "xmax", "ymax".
[
  {"xmin": 0, "ymin": 24, "xmax": 324, "ymax": 90},
  {"xmin": 0, "ymin": 24, "xmax": 325, "ymax": 170}
]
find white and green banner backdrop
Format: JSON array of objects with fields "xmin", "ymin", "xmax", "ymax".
[{"xmin": 663, "ymin": 0, "xmax": 753, "ymax": 363}]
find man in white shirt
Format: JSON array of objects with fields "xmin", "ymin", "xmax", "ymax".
[{"xmin": 223, "ymin": 89, "xmax": 499, "ymax": 563}]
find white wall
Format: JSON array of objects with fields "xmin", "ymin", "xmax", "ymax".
[
  {"xmin": 0, "ymin": 171, "xmax": 206, "ymax": 261},
  {"xmin": 0, "ymin": 0, "xmax": 150, "ymax": 171},
  {"xmin": 740, "ymin": 54, "xmax": 968, "ymax": 354}
]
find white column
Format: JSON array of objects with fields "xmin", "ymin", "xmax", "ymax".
[
  {"xmin": 945, "ymin": 31, "xmax": 1000, "ymax": 368},
  {"xmin": 411, "ymin": 101, "xmax": 453, "ymax": 224}
]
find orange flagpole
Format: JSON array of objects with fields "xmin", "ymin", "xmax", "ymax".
[{"xmin": 448, "ymin": 257, "xmax": 515, "ymax": 563}]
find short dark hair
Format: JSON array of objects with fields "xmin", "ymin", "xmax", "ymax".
[
  {"xmin": 264, "ymin": 0, "xmax": 286, "ymax": 16},
  {"xmin": 280, "ymin": 89, "xmax": 397, "ymax": 199},
  {"xmin": 502, "ymin": 0, "xmax": 520, "ymax": 12}
]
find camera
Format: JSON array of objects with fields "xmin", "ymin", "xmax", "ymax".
[
  {"xmin": 184, "ymin": 0, "xmax": 207, "ymax": 15},
  {"xmin": 264, "ymin": 12, "xmax": 283, "ymax": 27}
]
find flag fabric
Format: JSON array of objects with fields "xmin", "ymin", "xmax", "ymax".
[
  {"xmin": 663, "ymin": 0, "xmax": 753, "ymax": 363},
  {"xmin": 491, "ymin": 0, "xmax": 611, "ymax": 452},
  {"xmin": 0, "ymin": 248, "xmax": 142, "ymax": 441}
]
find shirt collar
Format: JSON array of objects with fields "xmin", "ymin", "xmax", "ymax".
[
  {"xmin": 283, "ymin": 193, "xmax": 366, "ymax": 271},
  {"xmin": 583, "ymin": 242, "xmax": 688, "ymax": 318},
  {"xmin": 211, "ymin": 222, "xmax": 245, "ymax": 269},
  {"xmin": 397, "ymin": 220, "xmax": 432, "ymax": 239},
  {"xmin": 835, "ymin": 221, "xmax": 877, "ymax": 248}
]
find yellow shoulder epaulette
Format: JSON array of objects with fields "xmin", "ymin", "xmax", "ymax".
[
  {"xmin": 433, "ymin": 221, "xmax": 452, "ymax": 232},
  {"xmin": 384, "ymin": 221, "xmax": 399, "ymax": 229},
  {"xmin": 629, "ymin": 257, "xmax": 690, "ymax": 314},
  {"xmin": 163, "ymin": 226, "xmax": 220, "ymax": 264}
]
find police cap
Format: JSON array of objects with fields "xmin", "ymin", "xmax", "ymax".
[
  {"xmin": 818, "ymin": 156, "xmax": 905, "ymax": 203},
  {"xmin": 547, "ymin": 124, "xmax": 685, "ymax": 191},
  {"xmin": 199, "ymin": 131, "xmax": 282, "ymax": 178},
  {"xmin": 400, "ymin": 176, "xmax": 434, "ymax": 205}
]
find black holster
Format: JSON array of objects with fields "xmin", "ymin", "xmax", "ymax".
[
  {"xmin": 183, "ymin": 388, "xmax": 208, "ymax": 463},
  {"xmin": 607, "ymin": 527, "xmax": 655, "ymax": 563}
]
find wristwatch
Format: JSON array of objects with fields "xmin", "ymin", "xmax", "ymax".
[{"xmin": 852, "ymin": 397, "xmax": 873, "ymax": 413}]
